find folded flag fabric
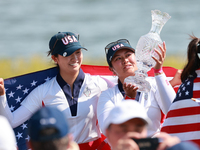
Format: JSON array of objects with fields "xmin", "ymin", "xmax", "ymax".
[
  {"xmin": 4, "ymin": 65, "xmax": 177, "ymax": 150},
  {"xmin": 161, "ymin": 69, "xmax": 200, "ymax": 147}
]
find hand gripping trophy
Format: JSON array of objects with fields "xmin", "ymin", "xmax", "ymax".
[{"xmin": 125, "ymin": 10, "xmax": 171, "ymax": 92}]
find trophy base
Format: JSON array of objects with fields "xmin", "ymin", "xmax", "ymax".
[{"xmin": 124, "ymin": 76, "xmax": 151, "ymax": 93}]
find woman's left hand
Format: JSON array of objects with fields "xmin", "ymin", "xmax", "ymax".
[
  {"xmin": 152, "ymin": 41, "xmax": 166, "ymax": 70},
  {"xmin": 123, "ymin": 83, "xmax": 138, "ymax": 99}
]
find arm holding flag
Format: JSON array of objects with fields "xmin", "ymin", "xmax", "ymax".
[{"xmin": 0, "ymin": 78, "xmax": 33, "ymax": 128}]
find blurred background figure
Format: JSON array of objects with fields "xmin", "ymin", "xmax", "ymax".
[
  {"xmin": 0, "ymin": 115, "xmax": 17, "ymax": 150},
  {"xmin": 28, "ymin": 106, "xmax": 79, "ymax": 150}
]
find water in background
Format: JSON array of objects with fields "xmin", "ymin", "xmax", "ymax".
[{"xmin": 1, "ymin": 0, "xmax": 200, "ymax": 63}]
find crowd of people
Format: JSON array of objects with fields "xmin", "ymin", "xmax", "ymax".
[{"xmin": 0, "ymin": 32, "xmax": 200, "ymax": 150}]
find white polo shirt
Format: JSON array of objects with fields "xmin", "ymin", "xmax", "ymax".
[
  {"xmin": 21, "ymin": 73, "xmax": 111, "ymax": 143},
  {"xmin": 97, "ymin": 73, "xmax": 176, "ymax": 137}
]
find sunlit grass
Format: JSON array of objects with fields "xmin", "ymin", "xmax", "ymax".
[{"xmin": 0, "ymin": 55, "xmax": 186, "ymax": 79}]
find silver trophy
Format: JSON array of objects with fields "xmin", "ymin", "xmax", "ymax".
[{"xmin": 125, "ymin": 10, "xmax": 171, "ymax": 92}]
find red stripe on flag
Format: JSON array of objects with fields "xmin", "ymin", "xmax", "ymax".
[
  {"xmin": 190, "ymin": 140, "xmax": 200, "ymax": 148},
  {"xmin": 193, "ymin": 90, "xmax": 200, "ymax": 98},
  {"xmin": 194, "ymin": 77, "xmax": 200, "ymax": 82},
  {"xmin": 161, "ymin": 123, "xmax": 200, "ymax": 133},
  {"xmin": 166, "ymin": 106, "xmax": 200, "ymax": 118},
  {"xmin": 81, "ymin": 65, "xmax": 113, "ymax": 75},
  {"xmin": 81, "ymin": 65, "xmax": 177, "ymax": 77}
]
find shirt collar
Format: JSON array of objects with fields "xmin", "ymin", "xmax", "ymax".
[{"xmin": 56, "ymin": 68, "xmax": 85, "ymax": 89}]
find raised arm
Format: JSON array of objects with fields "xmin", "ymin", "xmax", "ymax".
[
  {"xmin": 152, "ymin": 42, "xmax": 176, "ymax": 114},
  {"xmin": 0, "ymin": 78, "xmax": 33, "ymax": 128}
]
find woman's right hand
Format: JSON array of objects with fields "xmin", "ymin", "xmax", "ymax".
[{"xmin": 0, "ymin": 78, "xmax": 5, "ymax": 96}]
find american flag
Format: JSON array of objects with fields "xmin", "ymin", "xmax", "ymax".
[
  {"xmin": 161, "ymin": 69, "xmax": 200, "ymax": 147},
  {"xmin": 4, "ymin": 65, "xmax": 177, "ymax": 150}
]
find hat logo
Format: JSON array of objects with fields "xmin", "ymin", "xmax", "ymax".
[
  {"xmin": 63, "ymin": 52, "xmax": 67, "ymax": 57},
  {"xmin": 40, "ymin": 118, "xmax": 56, "ymax": 125},
  {"xmin": 61, "ymin": 35, "xmax": 78, "ymax": 45},
  {"xmin": 112, "ymin": 43, "xmax": 124, "ymax": 51}
]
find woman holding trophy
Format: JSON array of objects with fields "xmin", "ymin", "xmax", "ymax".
[
  {"xmin": 97, "ymin": 10, "xmax": 177, "ymax": 137},
  {"xmin": 97, "ymin": 39, "xmax": 176, "ymax": 137}
]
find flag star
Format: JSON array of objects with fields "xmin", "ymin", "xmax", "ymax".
[
  {"xmin": 15, "ymin": 96, "xmax": 22, "ymax": 103},
  {"xmin": 8, "ymin": 91, "xmax": 15, "ymax": 98},
  {"xmin": 45, "ymin": 77, "xmax": 51, "ymax": 82},
  {"xmin": 16, "ymin": 84, "xmax": 23, "ymax": 90},
  {"xmin": 187, "ymin": 81, "xmax": 190, "ymax": 85},
  {"xmin": 21, "ymin": 123, "xmax": 28, "ymax": 130},
  {"xmin": 185, "ymin": 91, "xmax": 189, "ymax": 95},
  {"xmin": 31, "ymin": 80, "xmax": 37, "ymax": 87},
  {"xmin": 10, "ymin": 105, "xmax": 15, "ymax": 111},
  {"xmin": 5, "ymin": 88, "xmax": 8, "ymax": 92},
  {"xmin": 179, "ymin": 92, "xmax": 182, "ymax": 97},
  {"xmin": 23, "ymin": 88, "xmax": 29, "ymax": 94},
  {"xmin": 26, "ymin": 135, "xmax": 30, "ymax": 142},
  {"xmin": 182, "ymin": 86, "xmax": 186, "ymax": 91},
  {"xmin": 177, "ymin": 89, "xmax": 180, "ymax": 93},
  {"xmin": 16, "ymin": 132, "xmax": 23, "ymax": 140}
]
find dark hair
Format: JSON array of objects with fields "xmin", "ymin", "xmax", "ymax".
[
  {"xmin": 181, "ymin": 35, "xmax": 200, "ymax": 82},
  {"xmin": 30, "ymin": 134, "xmax": 69, "ymax": 150}
]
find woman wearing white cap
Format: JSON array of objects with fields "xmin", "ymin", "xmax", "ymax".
[
  {"xmin": 97, "ymin": 39, "xmax": 176, "ymax": 138},
  {"xmin": 0, "ymin": 32, "xmax": 114, "ymax": 150}
]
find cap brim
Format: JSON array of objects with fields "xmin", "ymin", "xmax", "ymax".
[
  {"xmin": 59, "ymin": 45, "xmax": 87, "ymax": 57},
  {"xmin": 103, "ymin": 113, "xmax": 151, "ymax": 134}
]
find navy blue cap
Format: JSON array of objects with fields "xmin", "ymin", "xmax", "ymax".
[
  {"xmin": 28, "ymin": 106, "xmax": 69, "ymax": 142},
  {"xmin": 105, "ymin": 40, "xmax": 135, "ymax": 66},
  {"xmin": 49, "ymin": 32, "xmax": 87, "ymax": 57}
]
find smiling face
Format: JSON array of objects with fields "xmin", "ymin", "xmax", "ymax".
[
  {"xmin": 51, "ymin": 49, "xmax": 83, "ymax": 75},
  {"xmin": 109, "ymin": 49, "xmax": 138, "ymax": 83}
]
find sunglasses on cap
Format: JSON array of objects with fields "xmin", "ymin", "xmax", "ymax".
[
  {"xmin": 51, "ymin": 32, "xmax": 80, "ymax": 54},
  {"xmin": 105, "ymin": 39, "xmax": 130, "ymax": 54}
]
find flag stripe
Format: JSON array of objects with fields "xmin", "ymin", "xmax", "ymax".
[
  {"xmin": 193, "ymin": 90, "xmax": 200, "ymax": 98},
  {"xmin": 162, "ymin": 122, "xmax": 200, "ymax": 133},
  {"xmin": 191, "ymin": 139, "xmax": 200, "ymax": 148},
  {"xmin": 81, "ymin": 65, "xmax": 178, "ymax": 77},
  {"xmin": 166, "ymin": 106, "xmax": 200, "ymax": 118},
  {"xmin": 168, "ymin": 131, "xmax": 200, "ymax": 141},
  {"xmin": 163, "ymin": 114, "xmax": 200, "ymax": 126}
]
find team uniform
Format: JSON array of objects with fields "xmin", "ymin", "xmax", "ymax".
[
  {"xmin": 97, "ymin": 73, "xmax": 176, "ymax": 137},
  {"xmin": 0, "ymin": 69, "xmax": 113, "ymax": 145}
]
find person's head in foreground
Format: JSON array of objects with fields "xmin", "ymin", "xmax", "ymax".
[
  {"xmin": 104, "ymin": 100, "xmax": 196, "ymax": 150},
  {"xmin": 28, "ymin": 106, "xmax": 79, "ymax": 150},
  {"xmin": 104, "ymin": 100, "xmax": 150, "ymax": 149},
  {"xmin": 48, "ymin": 32, "xmax": 87, "ymax": 74},
  {"xmin": 105, "ymin": 39, "xmax": 138, "ymax": 83},
  {"xmin": 0, "ymin": 115, "xmax": 17, "ymax": 150}
]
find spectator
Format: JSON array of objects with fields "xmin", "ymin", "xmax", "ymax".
[{"xmin": 28, "ymin": 106, "xmax": 79, "ymax": 150}]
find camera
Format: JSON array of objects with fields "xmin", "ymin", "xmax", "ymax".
[{"xmin": 132, "ymin": 137, "xmax": 159, "ymax": 150}]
